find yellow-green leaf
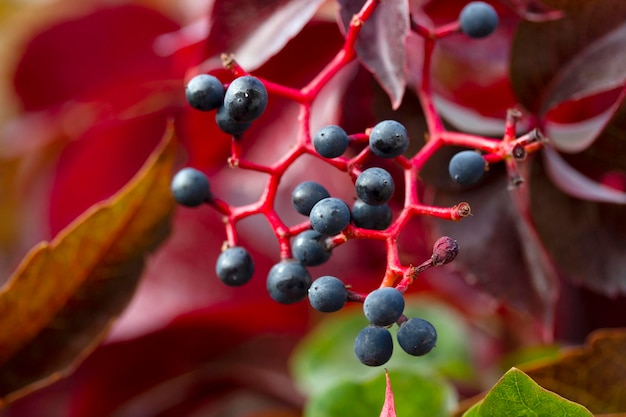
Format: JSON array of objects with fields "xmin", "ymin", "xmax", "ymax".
[
  {"xmin": 0, "ymin": 123, "xmax": 177, "ymax": 405},
  {"xmin": 462, "ymin": 368, "xmax": 593, "ymax": 417}
]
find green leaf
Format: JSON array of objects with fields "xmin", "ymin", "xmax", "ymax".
[
  {"xmin": 462, "ymin": 368, "xmax": 593, "ymax": 417},
  {"xmin": 304, "ymin": 368, "xmax": 454, "ymax": 417},
  {"xmin": 290, "ymin": 297, "xmax": 473, "ymax": 397}
]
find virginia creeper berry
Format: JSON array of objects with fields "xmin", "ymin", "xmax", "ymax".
[
  {"xmin": 368, "ymin": 120, "xmax": 409, "ymax": 158},
  {"xmin": 171, "ymin": 168, "xmax": 211, "ymax": 207},
  {"xmin": 308, "ymin": 276, "xmax": 347, "ymax": 312},
  {"xmin": 266, "ymin": 259, "xmax": 312, "ymax": 304},
  {"xmin": 354, "ymin": 326, "xmax": 393, "ymax": 367},
  {"xmin": 223, "ymin": 75, "xmax": 268, "ymax": 122},
  {"xmin": 215, "ymin": 246, "xmax": 254, "ymax": 286},
  {"xmin": 459, "ymin": 1, "xmax": 499, "ymax": 39},
  {"xmin": 397, "ymin": 317, "xmax": 437, "ymax": 356},
  {"xmin": 448, "ymin": 150, "xmax": 486, "ymax": 186}
]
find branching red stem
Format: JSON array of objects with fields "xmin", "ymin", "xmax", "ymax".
[{"xmin": 203, "ymin": 0, "xmax": 544, "ymax": 300}]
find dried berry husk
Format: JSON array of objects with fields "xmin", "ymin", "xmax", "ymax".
[{"xmin": 431, "ymin": 236, "xmax": 459, "ymax": 266}]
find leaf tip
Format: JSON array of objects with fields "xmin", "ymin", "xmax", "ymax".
[{"xmin": 380, "ymin": 369, "xmax": 397, "ymax": 417}]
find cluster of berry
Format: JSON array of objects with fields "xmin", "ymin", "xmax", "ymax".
[
  {"xmin": 355, "ymin": 287, "xmax": 433, "ymax": 366},
  {"xmin": 171, "ymin": 108, "xmax": 457, "ymax": 366},
  {"xmin": 185, "ymin": 73, "xmax": 268, "ymax": 137},
  {"xmin": 171, "ymin": 1, "xmax": 514, "ymax": 366}
]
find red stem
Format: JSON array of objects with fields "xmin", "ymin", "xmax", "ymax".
[{"xmin": 199, "ymin": 1, "xmax": 546, "ymax": 305}]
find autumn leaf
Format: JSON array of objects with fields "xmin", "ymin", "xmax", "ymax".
[
  {"xmin": 529, "ymin": 156, "xmax": 626, "ymax": 296},
  {"xmin": 523, "ymin": 328, "xmax": 626, "ymax": 414},
  {"xmin": 510, "ymin": 0, "xmax": 626, "ymax": 116},
  {"xmin": 380, "ymin": 370, "xmax": 397, "ymax": 417},
  {"xmin": 428, "ymin": 171, "xmax": 556, "ymax": 322},
  {"xmin": 338, "ymin": 0, "xmax": 409, "ymax": 109},
  {"xmin": 0, "ymin": 124, "xmax": 177, "ymax": 405},
  {"xmin": 201, "ymin": 0, "xmax": 327, "ymax": 71}
]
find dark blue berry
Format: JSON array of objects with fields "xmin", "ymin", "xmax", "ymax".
[
  {"xmin": 171, "ymin": 167, "xmax": 211, "ymax": 207},
  {"xmin": 354, "ymin": 326, "xmax": 393, "ymax": 366},
  {"xmin": 459, "ymin": 1, "xmax": 498, "ymax": 39},
  {"xmin": 313, "ymin": 125, "xmax": 349, "ymax": 158},
  {"xmin": 215, "ymin": 246, "xmax": 254, "ymax": 286},
  {"xmin": 352, "ymin": 200, "xmax": 392, "ymax": 230},
  {"xmin": 185, "ymin": 74, "xmax": 225, "ymax": 111},
  {"xmin": 448, "ymin": 150, "xmax": 485, "ymax": 186},
  {"xmin": 309, "ymin": 197, "xmax": 351, "ymax": 236},
  {"xmin": 292, "ymin": 230, "xmax": 332, "ymax": 266},
  {"xmin": 397, "ymin": 318, "xmax": 437, "ymax": 356},
  {"xmin": 355, "ymin": 167, "xmax": 395, "ymax": 206},
  {"xmin": 308, "ymin": 276, "xmax": 347, "ymax": 312},
  {"xmin": 215, "ymin": 105, "xmax": 251, "ymax": 138},
  {"xmin": 363, "ymin": 287, "xmax": 405, "ymax": 326},
  {"xmin": 369, "ymin": 120, "xmax": 409, "ymax": 158},
  {"xmin": 266, "ymin": 259, "xmax": 312, "ymax": 304},
  {"xmin": 223, "ymin": 75, "xmax": 268, "ymax": 122},
  {"xmin": 291, "ymin": 181, "xmax": 331, "ymax": 216}
]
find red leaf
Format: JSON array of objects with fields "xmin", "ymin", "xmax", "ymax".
[
  {"xmin": 511, "ymin": 0, "xmax": 626, "ymax": 115},
  {"xmin": 542, "ymin": 91, "xmax": 626, "ymax": 202},
  {"xmin": 59, "ymin": 301, "xmax": 308, "ymax": 417},
  {"xmin": 380, "ymin": 370, "xmax": 397, "ymax": 417},
  {"xmin": 424, "ymin": 0, "xmax": 520, "ymax": 124},
  {"xmin": 529, "ymin": 154, "xmax": 626, "ymax": 297},
  {"xmin": 49, "ymin": 113, "xmax": 173, "ymax": 234},
  {"xmin": 427, "ymin": 165, "xmax": 557, "ymax": 322},
  {"xmin": 199, "ymin": 0, "xmax": 327, "ymax": 72},
  {"xmin": 338, "ymin": 0, "xmax": 410, "ymax": 109},
  {"xmin": 542, "ymin": 146, "xmax": 626, "ymax": 204},
  {"xmin": 13, "ymin": 5, "xmax": 182, "ymax": 112},
  {"xmin": 543, "ymin": 88, "xmax": 625, "ymax": 153},
  {"xmin": 512, "ymin": 14, "xmax": 626, "ymax": 153}
]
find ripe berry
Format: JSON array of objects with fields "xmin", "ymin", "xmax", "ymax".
[
  {"xmin": 352, "ymin": 200, "xmax": 392, "ymax": 230},
  {"xmin": 215, "ymin": 105, "xmax": 252, "ymax": 138},
  {"xmin": 266, "ymin": 259, "xmax": 312, "ymax": 304},
  {"xmin": 459, "ymin": 1, "xmax": 499, "ymax": 39},
  {"xmin": 448, "ymin": 150, "xmax": 486, "ymax": 186},
  {"xmin": 397, "ymin": 318, "xmax": 437, "ymax": 356},
  {"xmin": 363, "ymin": 287, "xmax": 405, "ymax": 326},
  {"xmin": 308, "ymin": 276, "xmax": 347, "ymax": 312},
  {"xmin": 291, "ymin": 181, "xmax": 331, "ymax": 216},
  {"xmin": 223, "ymin": 75, "xmax": 268, "ymax": 122},
  {"xmin": 309, "ymin": 197, "xmax": 351, "ymax": 236},
  {"xmin": 185, "ymin": 74, "xmax": 225, "ymax": 111},
  {"xmin": 368, "ymin": 120, "xmax": 409, "ymax": 158},
  {"xmin": 215, "ymin": 246, "xmax": 254, "ymax": 286},
  {"xmin": 354, "ymin": 326, "xmax": 393, "ymax": 366},
  {"xmin": 171, "ymin": 167, "xmax": 211, "ymax": 207},
  {"xmin": 292, "ymin": 230, "xmax": 332, "ymax": 266},
  {"xmin": 355, "ymin": 167, "xmax": 395, "ymax": 206},
  {"xmin": 313, "ymin": 125, "xmax": 349, "ymax": 158}
]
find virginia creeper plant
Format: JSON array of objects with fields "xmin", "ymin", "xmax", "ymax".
[
  {"xmin": 175, "ymin": 0, "xmax": 545, "ymax": 365},
  {"xmin": 1, "ymin": 0, "xmax": 625, "ymax": 416}
]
